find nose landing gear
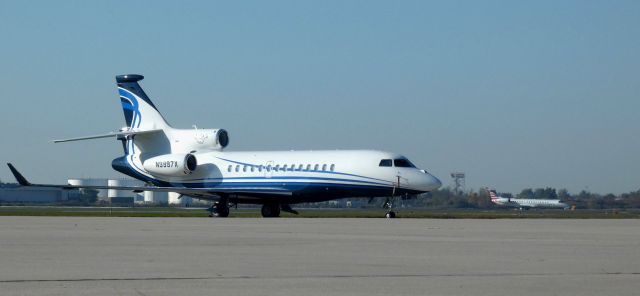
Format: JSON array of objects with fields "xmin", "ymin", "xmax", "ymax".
[
  {"xmin": 382, "ymin": 175, "xmax": 404, "ymax": 218},
  {"xmin": 383, "ymin": 196, "xmax": 397, "ymax": 219}
]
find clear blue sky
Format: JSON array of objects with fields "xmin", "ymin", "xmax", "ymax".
[{"xmin": 0, "ymin": 1, "xmax": 638, "ymax": 194}]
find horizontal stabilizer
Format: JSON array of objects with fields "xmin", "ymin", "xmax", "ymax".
[{"xmin": 52, "ymin": 129, "xmax": 162, "ymax": 143}]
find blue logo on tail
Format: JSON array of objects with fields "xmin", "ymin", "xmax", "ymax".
[{"xmin": 119, "ymin": 88, "xmax": 141, "ymax": 128}]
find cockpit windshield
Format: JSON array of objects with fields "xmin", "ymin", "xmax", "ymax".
[
  {"xmin": 393, "ymin": 158, "xmax": 416, "ymax": 168},
  {"xmin": 379, "ymin": 159, "xmax": 392, "ymax": 167}
]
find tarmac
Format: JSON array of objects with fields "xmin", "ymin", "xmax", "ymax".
[{"xmin": 0, "ymin": 217, "xmax": 638, "ymax": 296}]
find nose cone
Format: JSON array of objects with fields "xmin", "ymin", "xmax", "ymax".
[
  {"xmin": 416, "ymin": 171, "xmax": 441, "ymax": 192},
  {"xmin": 428, "ymin": 174, "xmax": 442, "ymax": 191}
]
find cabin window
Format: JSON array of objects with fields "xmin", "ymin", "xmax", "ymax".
[
  {"xmin": 274, "ymin": 165, "xmax": 280, "ymax": 172},
  {"xmin": 306, "ymin": 164, "xmax": 311, "ymax": 171},
  {"xmin": 322, "ymin": 164, "xmax": 327, "ymax": 171},
  {"xmin": 314, "ymin": 164, "xmax": 319, "ymax": 171},
  {"xmin": 227, "ymin": 165, "xmax": 232, "ymax": 172},
  {"xmin": 266, "ymin": 165, "xmax": 272, "ymax": 172},
  {"xmin": 283, "ymin": 164, "xmax": 288, "ymax": 171},
  {"xmin": 258, "ymin": 165, "xmax": 263, "ymax": 172},
  {"xmin": 235, "ymin": 165, "xmax": 240, "ymax": 172},
  {"xmin": 394, "ymin": 158, "xmax": 416, "ymax": 168},
  {"xmin": 298, "ymin": 164, "xmax": 303, "ymax": 171},
  {"xmin": 243, "ymin": 165, "xmax": 247, "ymax": 172},
  {"xmin": 289, "ymin": 164, "xmax": 294, "ymax": 171},
  {"xmin": 330, "ymin": 164, "xmax": 335, "ymax": 171},
  {"xmin": 379, "ymin": 159, "xmax": 392, "ymax": 167},
  {"xmin": 250, "ymin": 166, "xmax": 255, "ymax": 172}
]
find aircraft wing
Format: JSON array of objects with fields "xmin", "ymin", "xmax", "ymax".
[
  {"xmin": 6, "ymin": 163, "xmax": 292, "ymax": 199},
  {"xmin": 52, "ymin": 129, "xmax": 163, "ymax": 143}
]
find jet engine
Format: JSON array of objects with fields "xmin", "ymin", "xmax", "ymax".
[
  {"xmin": 142, "ymin": 153, "xmax": 197, "ymax": 176},
  {"xmin": 212, "ymin": 129, "xmax": 229, "ymax": 149},
  {"xmin": 192, "ymin": 128, "xmax": 229, "ymax": 150},
  {"xmin": 171, "ymin": 128, "xmax": 229, "ymax": 152}
]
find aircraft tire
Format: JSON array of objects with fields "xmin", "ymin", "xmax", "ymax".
[
  {"xmin": 385, "ymin": 211, "xmax": 396, "ymax": 219},
  {"xmin": 261, "ymin": 203, "xmax": 281, "ymax": 218},
  {"xmin": 214, "ymin": 202, "xmax": 230, "ymax": 217}
]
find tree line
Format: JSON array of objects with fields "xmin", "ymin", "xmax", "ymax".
[
  {"xmin": 3, "ymin": 181, "xmax": 640, "ymax": 209},
  {"xmin": 407, "ymin": 187, "xmax": 640, "ymax": 209}
]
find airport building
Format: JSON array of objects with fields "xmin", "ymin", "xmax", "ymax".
[
  {"xmin": 0, "ymin": 178, "xmax": 169, "ymax": 205},
  {"xmin": 1, "ymin": 176, "xmax": 212, "ymax": 206},
  {"xmin": 0, "ymin": 186, "xmax": 69, "ymax": 203}
]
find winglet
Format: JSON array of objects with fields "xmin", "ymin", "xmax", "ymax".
[{"xmin": 7, "ymin": 163, "xmax": 31, "ymax": 186}]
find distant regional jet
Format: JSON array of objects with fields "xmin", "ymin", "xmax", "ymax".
[
  {"xmin": 7, "ymin": 74, "xmax": 441, "ymax": 218},
  {"xmin": 487, "ymin": 188, "xmax": 568, "ymax": 210}
]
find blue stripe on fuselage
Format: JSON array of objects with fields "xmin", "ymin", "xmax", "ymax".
[
  {"xmin": 118, "ymin": 156, "xmax": 400, "ymax": 191},
  {"xmin": 183, "ymin": 176, "xmax": 389, "ymax": 186},
  {"xmin": 173, "ymin": 181, "xmax": 396, "ymax": 193}
]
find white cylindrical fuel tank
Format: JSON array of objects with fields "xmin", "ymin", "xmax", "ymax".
[
  {"xmin": 168, "ymin": 192, "xmax": 192, "ymax": 206},
  {"xmin": 68, "ymin": 178, "xmax": 108, "ymax": 200},
  {"xmin": 108, "ymin": 179, "xmax": 143, "ymax": 198},
  {"xmin": 144, "ymin": 191, "xmax": 154, "ymax": 203},
  {"xmin": 143, "ymin": 191, "xmax": 169, "ymax": 204}
]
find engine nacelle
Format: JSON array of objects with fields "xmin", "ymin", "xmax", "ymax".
[
  {"xmin": 142, "ymin": 153, "xmax": 197, "ymax": 176},
  {"xmin": 210, "ymin": 128, "xmax": 229, "ymax": 149},
  {"xmin": 172, "ymin": 128, "xmax": 229, "ymax": 152}
]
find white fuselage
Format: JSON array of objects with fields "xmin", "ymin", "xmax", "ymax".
[
  {"xmin": 118, "ymin": 147, "xmax": 442, "ymax": 203},
  {"xmin": 492, "ymin": 197, "xmax": 568, "ymax": 209}
]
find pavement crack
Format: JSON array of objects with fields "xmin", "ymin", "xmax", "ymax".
[{"xmin": 1, "ymin": 272, "xmax": 639, "ymax": 284}]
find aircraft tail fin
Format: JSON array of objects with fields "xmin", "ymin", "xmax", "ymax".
[
  {"xmin": 116, "ymin": 74, "xmax": 170, "ymax": 130},
  {"xmin": 7, "ymin": 163, "xmax": 31, "ymax": 186},
  {"xmin": 487, "ymin": 188, "xmax": 500, "ymax": 201}
]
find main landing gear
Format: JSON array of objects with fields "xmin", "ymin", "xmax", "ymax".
[
  {"xmin": 208, "ymin": 196, "xmax": 230, "ymax": 217},
  {"xmin": 208, "ymin": 200, "xmax": 298, "ymax": 218},
  {"xmin": 260, "ymin": 203, "xmax": 298, "ymax": 218},
  {"xmin": 261, "ymin": 203, "xmax": 281, "ymax": 218}
]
